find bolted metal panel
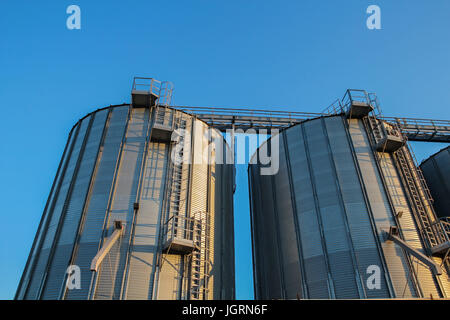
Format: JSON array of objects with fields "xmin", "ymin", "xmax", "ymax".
[
  {"xmin": 347, "ymin": 118, "xmax": 417, "ymax": 298},
  {"xmin": 93, "ymin": 107, "xmax": 151, "ymax": 299},
  {"xmin": 248, "ymin": 115, "xmax": 446, "ymax": 299},
  {"xmin": 285, "ymin": 124, "xmax": 330, "ymax": 299},
  {"xmin": 420, "ymin": 146, "xmax": 450, "ymax": 219},
  {"xmin": 41, "ymin": 109, "xmax": 109, "ymax": 299},
  {"xmin": 24, "ymin": 117, "xmax": 90, "ymax": 299},
  {"xmin": 16, "ymin": 120, "xmax": 78, "ymax": 300},
  {"xmin": 125, "ymin": 142, "xmax": 169, "ymax": 299},
  {"xmin": 324, "ymin": 117, "xmax": 390, "ymax": 298},
  {"xmin": 18, "ymin": 104, "xmax": 234, "ymax": 300},
  {"xmin": 65, "ymin": 106, "xmax": 129, "ymax": 300}
]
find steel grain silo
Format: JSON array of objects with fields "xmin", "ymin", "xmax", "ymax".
[
  {"xmin": 16, "ymin": 78, "xmax": 235, "ymax": 300},
  {"xmin": 249, "ymin": 90, "xmax": 450, "ymax": 299},
  {"xmin": 420, "ymin": 146, "xmax": 450, "ymax": 219}
]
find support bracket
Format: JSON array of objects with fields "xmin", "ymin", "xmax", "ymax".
[
  {"xmin": 386, "ymin": 226, "xmax": 442, "ymax": 275},
  {"xmin": 90, "ymin": 220, "xmax": 124, "ymax": 272}
]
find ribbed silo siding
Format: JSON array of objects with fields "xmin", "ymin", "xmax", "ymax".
[
  {"xmin": 156, "ymin": 254, "xmax": 183, "ymax": 299},
  {"xmin": 19, "ymin": 105, "xmax": 235, "ymax": 300},
  {"xmin": 284, "ymin": 124, "xmax": 330, "ymax": 299},
  {"xmin": 377, "ymin": 152, "xmax": 441, "ymax": 297},
  {"xmin": 255, "ymin": 172, "xmax": 284, "ymax": 299},
  {"xmin": 16, "ymin": 124, "xmax": 77, "ymax": 300},
  {"xmin": 66, "ymin": 106, "xmax": 129, "ymax": 300},
  {"xmin": 25, "ymin": 117, "xmax": 90, "ymax": 299},
  {"xmin": 347, "ymin": 119, "xmax": 417, "ymax": 297},
  {"xmin": 125, "ymin": 142, "xmax": 169, "ymax": 299},
  {"xmin": 190, "ymin": 122, "xmax": 212, "ymax": 299},
  {"xmin": 421, "ymin": 148, "xmax": 450, "ymax": 218},
  {"xmin": 303, "ymin": 119, "xmax": 361, "ymax": 299},
  {"xmin": 41, "ymin": 109, "xmax": 109, "ymax": 299},
  {"xmin": 94, "ymin": 107, "xmax": 150, "ymax": 300},
  {"xmin": 273, "ymin": 140, "xmax": 303, "ymax": 299},
  {"xmin": 249, "ymin": 116, "xmax": 441, "ymax": 299},
  {"xmin": 323, "ymin": 117, "xmax": 390, "ymax": 298}
]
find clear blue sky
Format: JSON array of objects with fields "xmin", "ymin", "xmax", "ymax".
[{"xmin": 1, "ymin": 0, "xmax": 449, "ymax": 300}]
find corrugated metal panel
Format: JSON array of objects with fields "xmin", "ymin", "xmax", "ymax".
[
  {"xmin": 190, "ymin": 122, "xmax": 208, "ymax": 214},
  {"xmin": 272, "ymin": 140, "xmax": 303, "ymax": 298},
  {"xmin": 42, "ymin": 109, "xmax": 108, "ymax": 299},
  {"xmin": 347, "ymin": 118, "xmax": 417, "ymax": 298},
  {"xmin": 19, "ymin": 105, "xmax": 235, "ymax": 300},
  {"xmin": 304, "ymin": 119, "xmax": 359, "ymax": 299},
  {"xmin": 25, "ymin": 117, "xmax": 90, "ymax": 299},
  {"xmin": 17, "ymin": 123, "xmax": 77, "ymax": 299},
  {"xmin": 248, "ymin": 116, "xmax": 440, "ymax": 299},
  {"xmin": 324, "ymin": 117, "xmax": 390, "ymax": 298},
  {"xmin": 156, "ymin": 254, "xmax": 182, "ymax": 299},
  {"xmin": 285, "ymin": 124, "xmax": 330, "ymax": 299},
  {"xmin": 94, "ymin": 107, "xmax": 149, "ymax": 300},
  {"xmin": 257, "ymin": 173, "xmax": 284, "ymax": 299},
  {"xmin": 379, "ymin": 151, "xmax": 441, "ymax": 297},
  {"xmin": 66, "ymin": 107, "xmax": 128, "ymax": 300},
  {"xmin": 125, "ymin": 142, "xmax": 169, "ymax": 299}
]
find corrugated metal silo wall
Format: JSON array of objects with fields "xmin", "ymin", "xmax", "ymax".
[
  {"xmin": 249, "ymin": 115, "xmax": 450, "ymax": 299},
  {"xmin": 420, "ymin": 146, "xmax": 450, "ymax": 218},
  {"xmin": 16, "ymin": 105, "xmax": 235, "ymax": 300}
]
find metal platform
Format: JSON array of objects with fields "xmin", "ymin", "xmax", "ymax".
[
  {"xmin": 376, "ymin": 135, "xmax": 405, "ymax": 152},
  {"xmin": 131, "ymin": 77, "xmax": 161, "ymax": 107},
  {"xmin": 162, "ymin": 215, "xmax": 200, "ymax": 255}
]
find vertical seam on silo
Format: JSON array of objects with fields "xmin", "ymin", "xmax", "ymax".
[
  {"xmin": 321, "ymin": 117, "xmax": 365, "ymax": 298},
  {"xmin": 88, "ymin": 105, "xmax": 132, "ymax": 300},
  {"xmin": 339, "ymin": 116, "xmax": 396, "ymax": 298},
  {"xmin": 38, "ymin": 113, "xmax": 95, "ymax": 299},
  {"xmin": 282, "ymin": 131, "xmax": 309, "ymax": 299},
  {"xmin": 17, "ymin": 125, "xmax": 78, "ymax": 299},
  {"xmin": 59, "ymin": 107, "xmax": 112, "ymax": 299},
  {"xmin": 120, "ymin": 106, "xmax": 153, "ymax": 299},
  {"xmin": 301, "ymin": 123, "xmax": 336, "ymax": 299}
]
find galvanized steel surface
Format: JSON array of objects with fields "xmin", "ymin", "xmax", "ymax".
[
  {"xmin": 16, "ymin": 105, "xmax": 235, "ymax": 300},
  {"xmin": 249, "ymin": 115, "xmax": 449, "ymax": 299}
]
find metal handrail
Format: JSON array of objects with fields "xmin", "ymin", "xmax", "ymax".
[{"xmin": 163, "ymin": 215, "xmax": 201, "ymax": 244}]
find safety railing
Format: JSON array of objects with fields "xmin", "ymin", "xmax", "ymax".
[
  {"xmin": 321, "ymin": 99, "xmax": 344, "ymax": 114},
  {"xmin": 422, "ymin": 219, "xmax": 450, "ymax": 248},
  {"xmin": 342, "ymin": 89, "xmax": 372, "ymax": 109},
  {"xmin": 132, "ymin": 77, "xmax": 161, "ymax": 97},
  {"xmin": 163, "ymin": 215, "xmax": 201, "ymax": 249}
]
